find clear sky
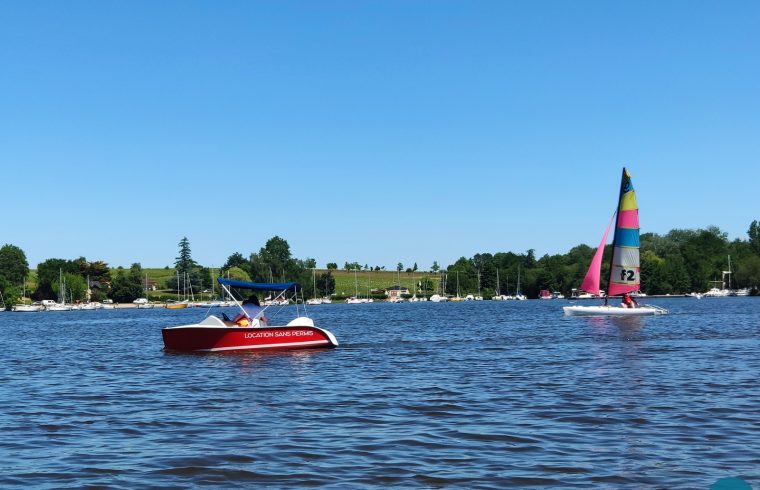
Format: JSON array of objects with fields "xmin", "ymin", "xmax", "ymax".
[{"xmin": 2, "ymin": 1, "xmax": 759, "ymax": 270}]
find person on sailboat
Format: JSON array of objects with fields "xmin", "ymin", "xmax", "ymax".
[
  {"xmin": 234, "ymin": 295, "xmax": 268, "ymax": 326},
  {"xmin": 621, "ymin": 292, "xmax": 638, "ymax": 309}
]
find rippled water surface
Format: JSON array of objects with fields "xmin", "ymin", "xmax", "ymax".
[{"xmin": 1, "ymin": 298, "xmax": 758, "ymax": 488}]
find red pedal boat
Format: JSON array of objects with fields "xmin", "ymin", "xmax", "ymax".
[{"xmin": 162, "ymin": 278, "xmax": 339, "ymax": 352}]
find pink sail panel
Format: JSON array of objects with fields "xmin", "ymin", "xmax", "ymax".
[
  {"xmin": 617, "ymin": 209, "xmax": 639, "ymax": 229},
  {"xmin": 580, "ymin": 213, "xmax": 616, "ymax": 295}
]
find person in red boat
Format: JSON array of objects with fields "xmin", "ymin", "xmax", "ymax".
[
  {"xmin": 621, "ymin": 292, "xmax": 637, "ymax": 308},
  {"xmin": 234, "ymin": 295, "xmax": 268, "ymax": 326}
]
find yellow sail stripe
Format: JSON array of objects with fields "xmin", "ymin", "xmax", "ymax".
[{"xmin": 619, "ymin": 191, "xmax": 637, "ymax": 211}]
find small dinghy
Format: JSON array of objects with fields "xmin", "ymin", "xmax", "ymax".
[{"xmin": 162, "ymin": 278, "xmax": 338, "ymax": 352}]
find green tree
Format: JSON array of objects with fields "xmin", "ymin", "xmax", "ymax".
[
  {"xmin": 258, "ymin": 236, "xmax": 292, "ymax": 279},
  {"xmin": 0, "ymin": 276, "xmax": 21, "ymax": 309},
  {"xmin": 86, "ymin": 260, "xmax": 111, "ymax": 283},
  {"xmin": 0, "ymin": 244, "xmax": 29, "ymax": 285},
  {"xmin": 431, "ymin": 261, "xmax": 440, "ymax": 273},
  {"xmin": 35, "ymin": 258, "xmax": 78, "ymax": 299},
  {"xmin": 640, "ymin": 251, "xmax": 669, "ymax": 295},
  {"xmin": 316, "ymin": 271, "xmax": 336, "ymax": 296},
  {"xmin": 223, "ymin": 252, "xmax": 248, "ymax": 271},
  {"xmin": 344, "ymin": 261, "xmax": 361, "ymax": 271},
  {"xmin": 175, "ymin": 237, "xmax": 197, "ymax": 276},
  {"xmin": 445, "ymin": 258, "xmax": 477, "ymax": 295},
  {"xmin": 748, "ymin": 220, "xmax": 760, "ymax": 255},
  {"xmin": 227, "ymin": 266, "xmax": 251, "ymax": 282},
  {"xmin": 735, "ymin": 255, "xmax": 760, "ymax": 290},
  {"xmin": 326, "ymin": 262, "xmax": 338, "ymax": 270},
  {"xmin": 397, "ymin": 262, "xmax": 403, "ymax": 272},
  {"xmin": 110, "ymin": 264, "xmax": 144, "ymax": 302},
  {"xmin": 53, "ymin": 273, "xmax": 88, "ymax": 302},
  {"xmin": 663, "ymin": 253, "xmax": 691, "ymax": 293}
]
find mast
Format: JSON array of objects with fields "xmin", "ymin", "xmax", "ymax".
[
  {"xmin": 312, "ymin": 268, "xmax": 317, "ymax": 300},
  {"xmin": 496, "ymin": 269, "xmax": 500, "ymax": 296},
  {"xmin": 724, "ymin": 255, "xmax": 732, "ymax": 290},
  {"xmin": 516, "ymin": 265, "xmax": 521, "ymax": 296}
]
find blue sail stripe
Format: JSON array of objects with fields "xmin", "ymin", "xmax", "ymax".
[{"xmin": 615, "ymin": 228, "xmax": 639, "ymax": 248}]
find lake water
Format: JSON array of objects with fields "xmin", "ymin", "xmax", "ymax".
[{"xmin": 1, "ymin": 298, "xmax": 758, "ymax": 488}]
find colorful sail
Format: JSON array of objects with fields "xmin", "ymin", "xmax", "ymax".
[
  {"xmin": 607, "ymin": 168, "xmax": 640, "ymax": 296},
  {"xmin": 580, "ymin": 213, "xmax": 615, "ymax": 296}
]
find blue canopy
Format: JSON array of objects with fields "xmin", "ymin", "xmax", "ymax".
[{"xmin": 217, "ymin": 277, "xmax": 300, "ymax": 291}]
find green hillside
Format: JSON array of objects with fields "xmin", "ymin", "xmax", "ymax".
[{"xmin": 329, "ymin": 269, "xmax": 442, "ymax": 297}]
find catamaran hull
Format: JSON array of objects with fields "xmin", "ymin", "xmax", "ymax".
[
  {"xmin": 563, "ymin": 305, "xmax": 667, "ymax": 316},
  {"xmin": 162, "ymin": 323, "xmax": 339, "ymax": 352}
]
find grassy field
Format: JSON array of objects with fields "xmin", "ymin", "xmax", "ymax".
[
  {"xmin": 328, "ymin": 269, "xmax": 443, "ymax": 297},
  {"xmin": 26, "ymin": 267, "xmax": 445, "ymax": 301}
]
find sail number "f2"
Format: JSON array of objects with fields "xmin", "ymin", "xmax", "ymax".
[{"xmin": 620, "ymin": 269, "xmax": 636, "ymax": 281}]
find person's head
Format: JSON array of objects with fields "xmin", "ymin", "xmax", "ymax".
[{"xmin": 243, "ymin": 294, "xmax": 260, "ymax": 306}]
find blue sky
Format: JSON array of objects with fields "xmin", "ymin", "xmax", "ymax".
[{"xmin": 2, "ymin": 1, "xmax": 759, "ymax": 270}]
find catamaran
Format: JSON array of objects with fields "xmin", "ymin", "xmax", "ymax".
[
  {"xmin": 563, "ymin": 168, "xmax": 667, "ymax": 316},
  {"xmin": 162, "ymin": 278, "xmax": 338, "ymax": 352}
]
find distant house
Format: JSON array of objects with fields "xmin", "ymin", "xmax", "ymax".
[
  {"xmin": 145, "ymin": 278, "xmax": 158, "ymax": 291},
  {"xmin": 385, "ymin": 285, "xmax": 410, "ymax": 300}
]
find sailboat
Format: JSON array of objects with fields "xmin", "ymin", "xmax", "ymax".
[
  {"xmin": 166, "ymin": 270, "xmax": 189, "ymax": 309},
  {"xmin": 12, "ymin": 278, "xmax": 43, "ymax": 312},
  {"xmin": 306, "ymin": 269, "xmax": 323, "ymax": 305},
  {"xmin": 514, "ymin": 265, "xmax": 526, "ymax": 300},
  {"xmin": 46, "ymin": 270, "xmax": 73, "ymax": 311},
  {"xmin": 563, "ymin": 168, "xmax": 667, "ymax": 316}
]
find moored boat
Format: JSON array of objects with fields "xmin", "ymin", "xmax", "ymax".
[
  {"xmin": 12, "ymin": 302, "xmax": 44, "ymax": 312},
  {"xmin": 162, "ymin": 278, "xmax": 338, "ymax": 353}
]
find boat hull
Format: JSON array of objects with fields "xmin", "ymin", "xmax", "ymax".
[
  {"xmin": 12, "ymin": 305, "xmax": 43, "ymax": 312},
  {"xmin": 162, "ymin": 322, "xmax": 339, "ymax": 352},
  {"xmin": 563, "ymin": 304, "xmax": 667, "ymax": 316}
]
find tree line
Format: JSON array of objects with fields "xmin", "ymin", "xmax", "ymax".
[
  {"xmin": 1, "ymin": 221, "xmax": 758, "ymax": 307},
  {"xmin": 439, "ymin": 223, "xmax": 760, "ymax": 298},
  {"xmin": 221, "ymin": 236, "xmax": 335, "ymax": 299}
]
